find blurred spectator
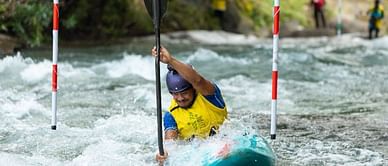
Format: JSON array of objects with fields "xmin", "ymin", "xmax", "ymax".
[
  {"xmin": 367, "ymin": 0, "xmax": 384, "ymax": 39},
  {"xmin": 311, "ymin": 0, "xmax": 326, "ymax": 29},
  {"xmin": 211, "ymin": 0, "xmax": 226, "ymax": 29}
]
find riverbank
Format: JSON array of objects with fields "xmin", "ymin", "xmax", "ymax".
[
  {"xmin": 0, "ymin": 34, "xmax": 23, "ymax": 55},
  {"xmin": 1, "ymin": 0, "xmax": 386, "ymax": 55}
]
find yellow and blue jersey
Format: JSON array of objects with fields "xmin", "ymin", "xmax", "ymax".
[{"xmin": 163, "ymin": 84, "xmax": 226, "ymax": 139}]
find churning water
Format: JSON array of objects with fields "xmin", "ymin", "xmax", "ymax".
[{"xmin": 0, "ymin": 32, "xmax": 387, "ymax": 165}]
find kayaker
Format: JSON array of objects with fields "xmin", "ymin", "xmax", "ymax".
[{"xmin": 151, "ymin": 46, "xmax": 228, "ymax": 162}]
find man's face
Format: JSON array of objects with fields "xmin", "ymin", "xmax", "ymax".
[{"xmin": 171, "ymin": 88, "xmax": 195, "ymax": 108}]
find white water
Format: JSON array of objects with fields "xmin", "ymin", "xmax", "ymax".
[{"xmin": 0, "ymin": 32, "xmax": 387, "ymax": 165}]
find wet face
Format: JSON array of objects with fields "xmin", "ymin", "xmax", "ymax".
[{"xmin": 171, "ymin": 88, "xmax": 196, "ymax": 108}]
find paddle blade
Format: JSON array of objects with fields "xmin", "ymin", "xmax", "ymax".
[{"xmin": 144, "ymin": 0, "xmax": 168, "ymax": 19}]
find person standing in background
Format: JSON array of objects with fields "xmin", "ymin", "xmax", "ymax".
[
  {"xmin": 211, "ymin": 0, "xmax": 227, "ymax": 29},
  {"xmin": 367, "ymin": 0, "xmax": 384, "ymax": 39},
  {"xmin": 311, "ymin": 0, "xmax": 326, "ymax": 29}
]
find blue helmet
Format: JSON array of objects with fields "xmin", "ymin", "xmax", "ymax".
[{"xmin": 166, "ymin": 65, "xmax": 192, "ymax": 93}]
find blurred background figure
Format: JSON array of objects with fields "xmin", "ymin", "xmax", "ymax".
[
  {"xmin": 311, "ymin": 0, "xmax": 326, "ymax": 29},
  {"xmin": 367, "ymin": 0, "xmax": 384, "ymax": 39},
  {"xmin": 211, "ymin": 0, "xmax": 227, "ymax": 29}
]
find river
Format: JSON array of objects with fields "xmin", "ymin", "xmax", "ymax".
[{"xmin": 0, "ymin": 31, "xmax": 387, "ymax": 165}]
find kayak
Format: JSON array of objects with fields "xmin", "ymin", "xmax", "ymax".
[
  {"xmin": 203, "ymin": 135, "xmax": 276, "ymax": 166},
  {"xmin": 165, "ymin": 134, "xmax": 276, "ymax": 166}
]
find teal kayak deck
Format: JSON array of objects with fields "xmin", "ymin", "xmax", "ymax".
[
  {"xmin": 165, "ymin": 134, "xmax": 275, "ymax": 166},
  {"xmin": 209, "ymin": 148, "xmax": 274, "ymax": 166},
  {"xmin": 204, "ymin": 135, "xmax": 275, "ymax": 166}
]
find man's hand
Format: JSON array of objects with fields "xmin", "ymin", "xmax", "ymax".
[
  {"xmin": 152, "ymin": 46, "xmax": 173, "ymax": 64},
  {"xmin": 216, "ymin": 143, "xmax": 231, "ymax": 158},
  {"xmin": 156, "ymin": 151, "xmax": 168, "ymax": 163}
]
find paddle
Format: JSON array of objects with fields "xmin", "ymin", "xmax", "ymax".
[{"xmin": 144, "ymin": 0, "xmax": 168, "ymax": 156}]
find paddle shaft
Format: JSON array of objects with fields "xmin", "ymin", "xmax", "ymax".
[{"xmin": 152, "ymin": 0, "xmax": 164, "ymax": 155}]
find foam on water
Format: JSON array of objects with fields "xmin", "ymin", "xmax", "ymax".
[
  {"xmin": 70, "ymin": 139, "xmax": 150, "ymax": 166},
  {"xmin": 0, "ymin": 52, "xmax": 168, "ymax": 85},
  {"xmin": 371, "ymin": 36, "xmax": 388, "ymax": 49},
  {"xmin": 1, "ymin": 98, "xmax": 46, "ymax": 120},
  {"xmin": 0, "ymin": 152, "xmax": 62, "ymax": 166},
  {"xmin": 218, "ymin": 75, "xmax": 272, "ymax": 114},
  {"xmin": 288, "ymin": 140, "xmax": 385, "ymax": 166},
  {"xmin": 0, "ymin": 33, "xmax": 387, "ymax": 165},
  {"xmin": 169, "ymin": 30, "xmax": 260, "ymax": 45},
  {"xmin": 91, "ymin": 52, "xmax": 167, "ymax": 80},
  {"xmin": 0, "ymin": 54, "xmax": 31, "ymax": 73},
  {"xmin": 186, "ymin": 48, "xmax": 255, "ymax": 65},
  {"xmin": 20, "ymin": 60, "xmax": 51, "ymax": 83}
]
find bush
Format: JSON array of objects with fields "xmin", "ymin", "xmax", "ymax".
[{"xmin": 0, "ymin": 1, "xmax": 51, "ymax": 47}]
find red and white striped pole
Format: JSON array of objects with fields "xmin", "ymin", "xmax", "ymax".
[
  {"xmin": 271, "ymin": 0, "xmax": 280, "ymax": 140},
  {"xmin": 51, "ymin": 0, "xmax": 59, "ymax": 130}
]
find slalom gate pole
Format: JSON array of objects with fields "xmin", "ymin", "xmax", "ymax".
[
  {"xmin": 271, "ymin": 0, "xmax": 280, "ymax": 140},
  {"xmin": 336, "ymin": 0, "xmax": 342, "ymax": 36},
  {"xmin": 51, "ymin": 0, "xmax": 59, "ymax": 130}
]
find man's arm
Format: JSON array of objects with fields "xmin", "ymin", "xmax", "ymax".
[
  {"xmin": 168, "ymin": 58, "xmax": 215, "ymax": 96},
  {"xmin": 152, "ymin": 47, "xmax": 215, "ymax": 96},
  {"xmin": 165, "ymin": 130, "xmax": 178, "ymax": 140},
  {"xmin": 163, "ymin": 112, "xmax": 178, "ymax": 140},
  {"xmin": 204, "ymin": 84, "xmax": 226, "ymax": 109},
  {"xmin": 156, "ymin": 112, "xmax": 177, "ymax": 162}
]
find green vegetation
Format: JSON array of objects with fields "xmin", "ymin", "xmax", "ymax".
[
  {"xmin": 237, "ymin": 0, "xmax": 311, "ymax": 28},
  {"xmin": 60, "ymin": 0, "xmax": 154, "ymax": 39},
  {"xmin": 162, "ymin": 0, "xmax": 219, "ymax": 31},
  {"xmin": 0, "ymin": 0, "xmax": 329, "ymax": 47},
  {"xmin": 0, "ymin": 1, "xmax": 51, "ymax": 47}
]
